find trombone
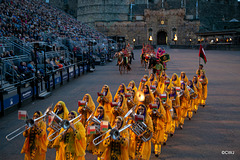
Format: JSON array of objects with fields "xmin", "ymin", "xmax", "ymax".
[
  {"xmin": 93, "ymin": 124, "xmax": 132, "ymax": 146},
  {"xmin": 86, "ymin": 113, "xmax": 101, "ymax": 134},
  {"xmin": 47, "ymin": 114, "xmax": 82, "ymax": 141},
  {"xmin": 6, "ymin": 107, "xmax": 51, "ymax": 141}
]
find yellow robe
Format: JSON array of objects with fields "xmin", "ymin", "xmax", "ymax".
[
  {"xmin": 193, "ymin": 80, "xmax": 203, "ymax": 110},
  {"xmin": 138, "ymin": 78, "xmax": 150, "ymax": 91},
  {"xmin": 139, "ymin": 91, "xmax": 154, "ymax": 109},
  {"xmin": 47, "ymin": 101, "xmax": 69, "ymax": 160},
  {"xmin": 58, "ymin": 111, "xmax": 86, "ymax": 160},
  {"xmin": 77, "ymin": 94, "xmax": 96, "ymax": 128},
  {"xmin": 127, "ymin": 80, "xmax": 138, "ymax": 93},
  {"xmin": 179, "ymin": 72, "xmax": 189, "ymax": 84},
  {"xmin": 168, "ymin": 73, "xmax": 180, "ymax": 90},
  {"xmin": 152, "ymin": 80, "xmax": 161, "ymax": 98},
  {"xmin": 129, "ymin": 113, "xmax": 153, "ymax": 160},
  {"xmin": 111, "ymin": 95, "xmax": 128, "ymax": 125},
  {"xmin": 97, "ymin": 85, "xmax": 113, "ymax": 121},
  {"xmin": 188, "ymin": 85, "xmax": 198, "ymax": 119},
  {"xmin": 159, "ymin": 72, "xmax": 169, "ymax": 89},
  {"xmin": 102, "ymin": 120, "xmax": 129, "ymax": 160},
  {"xmin": 148, "ymin": 75, "xmax": 156, "ymax": 86},
  {"xmin": 87, "ymin": 106, "xmax": 110, "ymax": 157},
  {"xmin": 114, "ymin": 83, "xmax": 127, "ymax": 101},
  {"xmin": 21, "ymin": 114, "xmax": 47, "ymax": 160},
  {"xmin": 148, "ymin": 103, "xmax": 166, "ymax": 145},
  {"xmin": 179, "ymin": 86, "xmax": 190, "ymax": 125},
  {"xmin": 199, "ymin": 76, "xmax": 208, "ymax": 104},
  {"xmin": 169, "ymin": 95, "xmax": 180, "ymax": 134}
]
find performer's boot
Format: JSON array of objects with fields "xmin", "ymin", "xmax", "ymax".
[{"xmin": 188, "ymin": 111, "xmax": 193, "ymax": 120}]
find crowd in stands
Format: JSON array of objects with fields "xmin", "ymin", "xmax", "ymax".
[
  {"xmin": 0, "ymin": 0, "xmax": 105, "ymax": 44},
  {"xmin": 0, "ymin": 0, "xmax": 108, "ymax": 86},
  {"xmin": 0, "ymin": 50, "xmax": 15, "ymax": 58}
]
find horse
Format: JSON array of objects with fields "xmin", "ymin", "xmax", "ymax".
[{"xmin": 114, "ymin": 52, "xmax": 131, "ymax": 74}]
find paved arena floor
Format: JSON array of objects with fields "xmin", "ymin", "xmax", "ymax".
[{"xmin": 0, "ymin": 48, "xmax": 239, "ymax": 160}]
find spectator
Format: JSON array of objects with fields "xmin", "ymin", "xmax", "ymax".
[
  {"xmin": 50, "ymin": 58, "xmax": 59, "ymax": 69},
  {"xmin": 27, "ymin": 61, "xmax": 36, "ymax": 73}
]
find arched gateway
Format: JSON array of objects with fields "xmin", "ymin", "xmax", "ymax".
[{"xmin": 157, "ymin": 31, "xmax": 167, "ymax": 45}]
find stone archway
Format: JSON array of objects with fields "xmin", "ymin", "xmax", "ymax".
[{"xmin": 157, "ymin": 31, "xmax": 167, "ymax": 45}]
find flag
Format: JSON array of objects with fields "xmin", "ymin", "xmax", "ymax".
[
  {"xmin": 126, "ymin": 87, "xmax": 132, "ymax": 91},
  {"xmin": 150, "ymin": 85, "xmax": 156, "ymax": 91},
  {"xmin": 160, "ymin": 53, "xmax": 170, "ymax": 62},
  {"xmin": 97, "ymin": 92, "xmax": 103, "ymax": 97},
  {"xmin": 165, "ymin": 80, "xmax": 170, "ymax": 85},
  {"xmin": 141, "ymin": 78, "xmax": 146, "ymax": 82},
  {"xmin": 125, "ymin": 93, "xmax": 131, "ymax": 98},
  {"xmin": 135, "ymin": 115, "xmax": 144, "ymax": 122},
  {"xmin": 87, "ymin": 126, "xmax": 96, "ymax": 135},
  {"xmin": 149, "ymin": 104, "xmax": 158, "ymax": 110},
  {"xmin": 18, "ymin": 110, "xmax": 28, "ymax": 120},
  {"xmin": 111, "ymin": 102, "xmax": 118, "ymax": 107},
  {"xmin": 78, "ymin": 100, "xmax": 86, "ymax": 107},
  {"xmin": 100, "ymin": 121, "xmax": 109, "ymax": 132},
  {"xmin": 199, "ymin": 45, "xmax": 207, "ymax": 64},
  {"xmin": 176, "ymin": 87, "xmax": 181, "ymax": 92},
  {"xmin": 160, "ymin": 94, "xmax": 167, "ymax": 101},
  {"xmin": 199, "ymin": 78, "xmax": 204, "ymax": 83}
]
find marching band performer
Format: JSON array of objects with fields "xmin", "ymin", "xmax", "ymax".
[
  {"xmin": 152, "ymin": 80, "xmax": 161, "ymax": 98},
  {"xmin": 114, "ymin": 83, "xmax": 127, "ymax": 101},
  {"xmin": 148, "ymin": 97, "xmax": 166, "ymax": 157},
  {"xmin": 87, "ymin": 106, "xmax": 110, "ymax": 160},
  {"xmin": 148, "ymin": 73, "xmax": 156, "ymax": 86},
  {"xmin": 126, "ymin": 89, "xmax": 138, "ymax": 110},
  {"xmin": 199, "ymin": 71, "xmax": 208, "ymax": 107},
  {"xmin": 168, "ymin": 73, "xmax": 180, "ymax": 90},
  {"xmin": 102, "ymin": 116, "xmax": 129, "ymax": 160},
  {"xmin": 159, "ymin": 70, "xmax": 169, "ymax": 86},
  {"xmin": 47, "ymin": 101, "xmax": 69, "ymax": 159},
  {"xmin": 78, "ymin": 94, "xmax": 95, "ymax": 128},
  {"xmin": 138, "ymin": 75, "xmax": 150, "ymax": 91},
  {"xmin": 160, "ymin": 88, "xmax": 172, "ymax": 145},
  {"xmin": 97, "ymin": 85, "xmax": 113, "ymax": 122},
  {"xmin": 111, "ymin": 94, "xmax": 128, "ymax": 125},
  {"xmin": 169, "ymin": 87, "xmax": 180, "ymax": 136},
  {"xmin": 187, "ymin": 80, "xmax": 198, "ymax": 120},
  {"xmin": 129, "ymin": 104, "xmax": 153, "ymax": 160},
  {"xmin": 193, "ymin": 76, "xmax": 202, "ymax": 112},
  {"xmin": 128, "ymin": 80, "xmax": 138, "ymax": 93},
  {"xmin": 139, "ymin": 85, "xmax": 154, "ymax": 109},
  {"xmin": 179, "ymin": 83, "xmax": 190, "ymax": 129},
  {"xmin": 21, "ymin": 111, "xmax": 47, "ymax": 160},
  {"xmin": 58, "ymin": 111, "xmax": 86, "ymax": 160},
  {"xmin": 196, "ymin": 64, "xmax": 205, "ymax": 77},
  {"xmin": 179, "ymin": 71, "xmax": 189, "ymax": 84}
]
